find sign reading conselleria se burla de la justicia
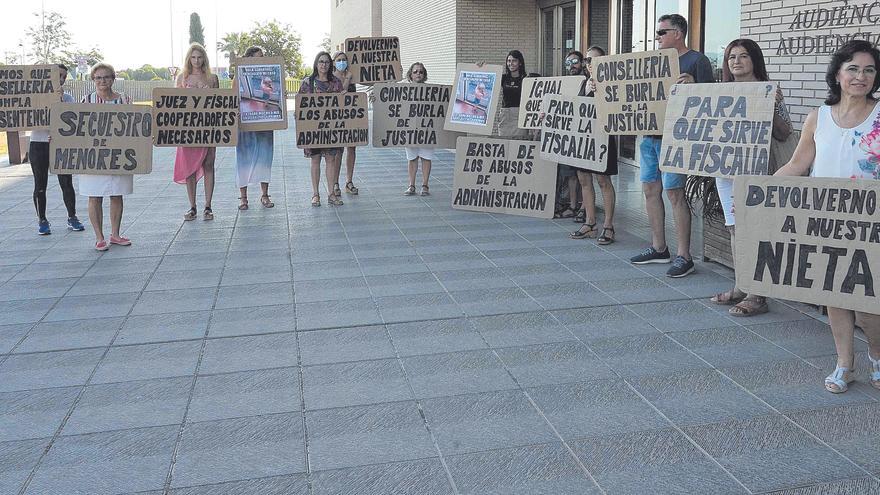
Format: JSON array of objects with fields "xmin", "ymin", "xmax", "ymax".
[{"xmin": 776, "ymin": 1, "xmax": 880, "ymax": 55}]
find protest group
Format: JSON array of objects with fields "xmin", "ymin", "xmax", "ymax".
[{"xmin": 2, "ymin": 12, "xmax": 879, "ymax": 395}]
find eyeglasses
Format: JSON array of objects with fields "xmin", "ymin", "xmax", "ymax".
[
  {"xmin": 317, "ymin": 60, "xmax": 332, "ymax": 65},
  {"xmin": 412, "ymin": 70, "xmax": 425, "ymax": 74},
  {"xmin": 656, "ymin": 28, "xmax": 678, "ymax": 36},
  {"xmin": 93, "ymin": 75, "xmax": 114, "ymax": 81},
  {"xmin": 844, "ymin": 66, "xmax": 877, "ymax": 77}
]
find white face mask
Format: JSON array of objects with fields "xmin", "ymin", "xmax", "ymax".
[{"xmin": 335, "ymin": 60, "xmax": 348, "ymax": 71}]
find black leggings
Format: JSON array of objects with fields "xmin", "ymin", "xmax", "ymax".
[{"xmin": 29, "ymin": 141, "xmax": 76, "ymax": 221}]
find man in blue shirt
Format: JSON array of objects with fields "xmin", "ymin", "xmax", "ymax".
[{"xmin": 630, "ymin": 13, "xmax": 714, "ymax": 277}]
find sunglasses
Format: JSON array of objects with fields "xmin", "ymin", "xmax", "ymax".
[
  {"xmin": 564, "ymin": 59, "xmax": 580, "ymax": 66},
  {"xmin": 656, "ymin": 28, "xmax": 678, "ymax": 36}
]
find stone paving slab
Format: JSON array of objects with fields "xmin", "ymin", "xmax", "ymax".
[{"xmin": 1, "ymin": 128, "xmax": 878, "ymax": 494}]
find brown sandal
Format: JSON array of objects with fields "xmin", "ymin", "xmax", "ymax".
[
  {"xmin": 311, "ymin": 194, "xmax": 321, "ymax": 207},
  {"xmin": 711, "ymin": 289, "xmax": 746, "ymax": 306},
  {"xmin": 729, "ymin": 297, "xmax": 769, "ymax": 317},
  {"xmin": 260, "ymin": 195, "xmax": 274, "ymax": 208},
  {"xmin": 184, "ymin": 207, "xmax": 197, "ymax": 221},
  {"xmin": 238, "ymin": 198, "xmax": 249, "ymax": 210}
]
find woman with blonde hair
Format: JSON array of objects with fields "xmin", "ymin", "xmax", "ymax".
[{"xmin": 174, "ymin": 43, "xmax": 219, "ymax": 220}]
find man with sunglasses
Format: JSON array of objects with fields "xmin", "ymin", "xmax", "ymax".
[{"xmin": 629, "ymin": 13, "xmax": 713, "ymax": 278}]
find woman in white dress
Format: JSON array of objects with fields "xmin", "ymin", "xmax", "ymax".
[
  {"xmin": 78, "ymin": 63, "xmax": 133, "ymax": 251},
  {"xmin": 403, "ymin": 62, "xmax": 433, "ymax": 196}
]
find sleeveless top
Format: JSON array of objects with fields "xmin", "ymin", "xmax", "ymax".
[
  {"xmin": 82, "ymin": 92, "xmax": 131, "ymax": 104},
  {"xmin": 812, "ymin": 101, "xmax": 880, "ymax": 180}
]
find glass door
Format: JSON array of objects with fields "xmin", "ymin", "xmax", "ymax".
[{"xmin": 539, "ymin": 2, "xmax": 578, "ymax": 77}]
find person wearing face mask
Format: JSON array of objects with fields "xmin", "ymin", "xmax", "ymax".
[
  {"xmin": 403, "ymin": 62, "xmax": 433, "ymax": 196},
  {"xmin": 333, "ymin": 52, "xmax": 360, "ymax": 196},
  {"xmin": 235, "ymin": 46, "xmax": 276, "ymax": 210}
]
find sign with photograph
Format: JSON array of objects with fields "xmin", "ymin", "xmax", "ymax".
[
  {"xmin": 151, "ymin": 88, "xmax": 239, "ymax": 147},
  {"xmin": 345, "ymin": 36, "xmax": 403, "ymax": 84},
  {"xmin": 49, "ymin": 102, "xmax": 152, "ymax": 175},
  {"xmin": 735, "ymin": 176, "xmax": 880, "ymax": 314},
  {"xmin": 593, "ymin": 49, "xmax": 680, "ymax": 136},
  {"xmin": 0, "ymin": 65, "xmax": 61, "ymax": 131},
  {"xmin": 444, "ymin": 63, "xmax": 503, "ymax": 135},
  {"xmin": 233, "ymin": 56, "xmax": 287, "ymax": 131},
  {"xmin": 539, "ymin": 94, "xmax": 608, "ymax": 172},
  {"xmin": 659, "ymin": 81, "xmax": 775, "ymax": 177},
  {"xmin": 517, "ymin": 76, "xmax": 583, "ymax": 129},
  {"xmin": 372, "ymin": 82, "xmax": 461, "ymax": 148},
  {"xmin": 294, "ymin": 92, "xmax": 369, "ymax": 148}
]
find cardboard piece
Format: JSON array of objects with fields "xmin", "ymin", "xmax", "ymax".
[
  {"xmin": 593, "ymin": 48, "xmax": 680, "ymax": 136},
  {"xmin": 345, "ymin": 36, "xmax": 403, "ymax": 84},
  {"xmin": 152, "ymin": 88, "xmax": 239, "ymax": 147},
  {"xmin": 371, "ymin": 83, "xmax": 462, "ymax": 148},
  {"xmin": 444, "ymin": 64, "xmax": 504, "ymax": 135},
  {"xmin": 517, "ymin": 76, "xmax": 584, "ymax": 129},
  {"xmin": 0, "ymin": 65, "xmax": 61, "ymax": 131},
  {"xmin": 452, "ymin": 136, "xmax": 557, "ymax": 219},
  {"xmin": 49, "ymin": 102, "xmax": 152, "ymax": 175},
  {"xmin": 294, "ymin": 92, "xmax": 369, "ymax": 149},
  {"xmin": 233, "ymin": 56, "xmax": 287, "ymax": 132},
  {"xmin": 734, "ymin": 176, "xmax": 880, "ymax": 314},
  {"xmin": 659, "ymin": 81, "xmax": 775, "ymax": 177},
  {"xmin": 539, "ymin": 95, "xmax": 609, "ymax": 172}
]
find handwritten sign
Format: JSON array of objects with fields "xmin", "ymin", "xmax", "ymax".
[
  {"xmin": 49, "ymin": 103, "xmax": 152, "ymax": 175},
  {"xmin": 594, "ymin": 49, "xmax": 679, "ymax": 135},
  {"xmin": 539, "ymin": 95, "xmax": 608, "ymax": 172},
  {"xmin": 233, "ymin": 56, "xmax": 287, "ymax": 132},
  {"xmin": 152, "ymin": 88, "xmax": 239, "ymax": 147},
  {"xmin": 0, "ymin": 65, "xmax": 60, "ymax": 131},
  {"xmin": 444, "ymin": 64, "xmax": 503, "ymax": 135},
  {"xmin": 517, "ymin": 76, "xmax": 583, "ymax": 129},
  {"xmin": 735, "ymin": 176, "xmax": 880, "ymax": 314},
  {"xmin": 452, "ymin": 137, "xmax": 557, "ymax": 219},
  {"xmin": 294, "ymin": 92, "xmax": 369, "ymax": 148},
  {"xmin": 372, "ymin": 83, "xmax": 461, "ymax": 148},
  {"xmin": 345, "ymin": 36, "xmax": 403, "ymax": 84},
  {"xmin": 659, "ymin": 82, "xmax": 775, "ymax": 177}
]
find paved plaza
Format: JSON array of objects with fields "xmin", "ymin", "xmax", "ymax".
[{"xmin": 1, "ymin": 129, "xmax": 879, "ymax": 495}]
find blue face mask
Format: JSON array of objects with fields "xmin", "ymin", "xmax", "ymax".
[{"xmin": 335, "ymin": 60, "xmax": 348, "ymax": 71}]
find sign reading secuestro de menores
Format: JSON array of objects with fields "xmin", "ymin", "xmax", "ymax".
[
  {"xmin": 345, "ymin": 36, "xmax": 402, "ymax": 84},
  {"xmin": 372, "ymin": 83, "xmax": 461, "ymax": 148},
  {"xmin": 0, "ymin": 65, "xmax": 61, "ymax": 131},
  {"xmin": 517, "ymin": 76, "xmax": 583, "ymax": 129},
  {"xmin": 659, "ymin": 81, "xmax": 775, "ymax": 178},
  {"xmin": 49, "ymin": 103, "xmax": 153, "ymax": 175},
  {"xmin": 594, "ymin": 49, "xmax": 679, "ymax": 136},
  {"xmin": 294, "ymin": 92, "xmax": 369, "ymax": 148},
  {"xmin": 233, "ymin": 56, "xmax": 287, "ymax": 132},
  {"xmin": 540, "ymin": 95, "xmax": 608, "ymax": 172},
  {"xmin": 735, "ymin": 176, "xmax": 880, "ymax": 314},
  {"xmin": 152, "ymin": 88, "xmax": 239, "ymax": 147},
  {"xmin": 452, "ymin": 137, "xmax": 557, "ymax": 219}
]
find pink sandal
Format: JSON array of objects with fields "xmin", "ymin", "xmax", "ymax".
[
  {"xmin": 109, "ymin": 235, "xmax": 131, "ymax": 246},
  {"xmin": 95, "ymin": 240, "xmax": 109, "ymax": 251}
]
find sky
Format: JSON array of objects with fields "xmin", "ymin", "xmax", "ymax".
[{"xmin": 2, "ymin": 0, "xmax": 331, "ymax": 70}]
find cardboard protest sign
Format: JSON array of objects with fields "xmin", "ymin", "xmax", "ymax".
[
  {"xmin": 345, "ymin": 36, "xmax": 403, "ymax": 84},
  {"xmin": 49, "ymin": 103, "xmax": 152, "ymax": 175},
  {"xmin": 452, "ymin": 137, "xmax": 557, "ymax": 219},
  {"xmin": 372, "ymin": 83, "xmax": 461, "ymax": 148},
  {"xmin": 517, "ymin": 76, "xmax": 583, "ymax": 129},
  {"xmin": 233, "ymin": 56, "xmax": 287, "ymax": 131},
  {"xmin": 735, "ymin": 176, "xmax": 880, "ymax": 314},
  {"xmin": 294, "ymin": 92, "xmax": 369, "ymax": 148},
  {"xmin": 0, "ymin": 65, "xmax": 61, "ymax": 131},
  {"xmin": 152, "ymin": 88, "xmax": 238, "ymax": 147},
  {"xmin": 539, "ymin": 95, "xmax": 609, "ymax": 172},
  {"xmin": 444, "ymin": 64, "xmax": 503, "ymax": 135},
  {"xmin": 659, "ymin": 82, "xmax": 775, "ymax": 177},
  {"xmin": 593, "ymin": 49, "xmax": 679, "ymax": 136}
]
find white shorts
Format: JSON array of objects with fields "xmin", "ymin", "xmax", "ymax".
[{"xmin": 405, "ymin": 147, "xmax": 436, "ymax": 161}]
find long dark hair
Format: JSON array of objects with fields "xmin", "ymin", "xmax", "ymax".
[
  {"xmin": 309, "ymin": 51, "xmax": 337, "ymax": 85},
  {"xmin": 504, "ymin": 50, "xmax": 526, "ymax": 77},
  {"xmin": 825, "ymin": 39, "xmax": 880, "ymax": 105},
  {"xmin": 243, "ymin": 46, "xmax": 264, "ymax": 58},
  {"xmin": 721, "ymin": 39, "xmax": 769, "ymax": 83}
]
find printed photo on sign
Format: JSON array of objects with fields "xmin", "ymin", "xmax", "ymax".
[
  {"xmin": 295, "ymin": 92, "xmax": 369, "ymax": 149},
  {"xmin": 517, "ymin": 76, "xmax": 583, "ymax": 129},
  {"xmin": 452, "ymin": 136, "xmax": 557, "ymax": 219},
  {"xmin": 372, "ymin": 83, "xmax": 461, "ymax": 148},
  {"xmin": 660, "ymin": 81, "xmax": 775, "ymax": 178},
  {"xmin": 345, "ymin": 36, "xmax": 403, "ymax": 84},
  {"xmin": 49, "ymin": 103, "xmax": 153, "ymax": 175},
  {"xmin": 152, "ymin": 88, "xmax": 239, "ymax": 147},
  {"xmin": 234, "ymin": 56, "xmax": 287, "ymax": 131},
  {"xmin": 445, "ymin": 64, "xmax": 503, "ymax": 135},
  {"xmin": 593, "ymin": 49, "xmax": 679, "ymax": 136},
  {"xmin": 0, "ymin": 65, "xmax": 61, "ymax": 131},
  {"xmin": 539, "ymin": 95, "xmax": 608, "ymax": 172},
  {"xmin": 734, "ymin": 176, "xmax": 880, "ymax": 314}
]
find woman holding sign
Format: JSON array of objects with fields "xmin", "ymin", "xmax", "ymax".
[
  {"xmin": 497, "ymin": 50, "xmax": 530, "ymax": 140},
  {"xmin": 332, "ymin": 51, "xmax": 359, "ymax": 196},
  {"xmin": 776, "ymin": 40, "xmax": 880, "ymax": 393},
  {"xmin": 300, "ymin": 51, "xmax": 345, "ymax": 206},
  {"xmin": 235, "ymin": 46, "xmax": 275, "ymax": 210},
  {"xmin": 78, "ymin": 63, "xmax": 133, "ymax": 251},
  {"xmin": 403, "ymin": 62, "xmax": 433, "ymax": 196},
  {"xmin": 174, "ymin": 43, "xmax": 219, "ymax": 221}
]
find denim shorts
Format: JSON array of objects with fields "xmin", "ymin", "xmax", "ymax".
[{"xmin": 639, "ymin": 136, "xmax": 685, "ymax": 189}]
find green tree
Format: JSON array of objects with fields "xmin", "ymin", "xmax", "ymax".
[
  {"xmin": 189, "ymin": 12, "xmax": 205, "ymax": 46},
  {"xmin": 27, "ymin": 10, "xmax": 72, "ymax": 63},
  {"xmin": 320, "ymin": 33, "xmax": 332, "ymax": 52},
  {"xmin": 218, "ymin": 32, "xmax": 247, "ymax": 62},
  {"xmin": 58, "ymin": 46, "xmax": 103, "ymax": 69},
  {"xmin": 220, "ymin": 20, "xmax": 303, "ymax": 77}
]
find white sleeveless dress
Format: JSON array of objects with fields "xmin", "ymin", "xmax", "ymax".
[
  {"xmin": 76, "ymin": 92, "xmax": 135, "ymax": 197},
  {"xmin": 811, "ymin": 101, "xmax": 880, "ymax": 179}
]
